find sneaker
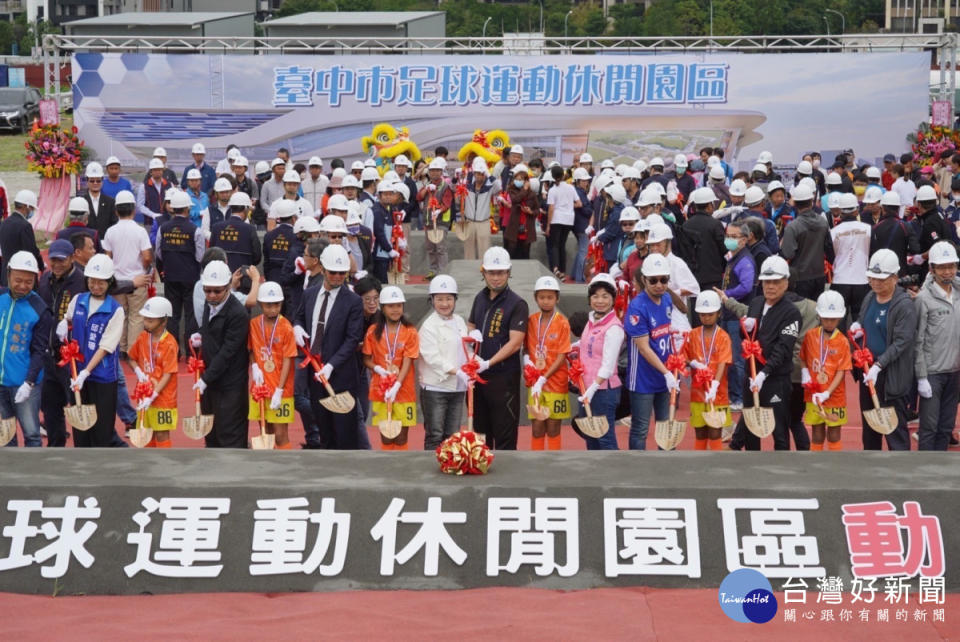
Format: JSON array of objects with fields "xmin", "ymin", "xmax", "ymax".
[{"xmin": 729, "ymin": 401, "xmax": 743, "ymax": 412}]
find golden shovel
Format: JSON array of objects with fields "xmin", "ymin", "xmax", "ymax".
[
  {"xmin": 182, "ymin": 347, "xmax": 213, "ymax": 439},
  {"xmin": 64, "ymin": 352, "xmax": 96, "ymax": 431},
  {"xmin": 426, "ymin": 217, "xmax": 446, "ymax": 244},
  {"xmin": 527, "ymin": 391, "xmax": 551, "ymax": 421},
  {"xmin": 654, "ymin": 380, "xmax": 687, "ymax": 450},
  {"xmin": 302, "ymin": 349, "xmax": 355, "ymax": 414},
  {"xmin": 742, "ymin": 354, "xmax": 775, "ymax": 439},
  {"xmin": 250, "ymin": 395, "xmax": 276, "ymax": 450},
  {"xmin": 378, "ymin": 400, "xmax": 402, "ymax": 439},
  {"xmin": 702, "ymin": 401, "xmax": 727, "ymax": 429},
  {"xmin": 575, "ymin": 398, "xmax": 609, "ymax": 438},
  {"xmin": 864, "ymin": 380, "xmax": 898, "ymax": 435},
  {"xmin": 453, "ymin": 219, "xmax": 469, "ymax": 241},
  {"xmin": 0, "ymin": 415, "xmax": 16, "ymax": 446},
  {"xmin": 128, "ymin": 406, "xmax": 153, "ymax": 448}
]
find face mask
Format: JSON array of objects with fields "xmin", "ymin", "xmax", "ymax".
[
  {"xmin": 513, "ymin": 179, "xmax": 524, "ymax": 188},
  {"xmin": 952, "ymin": 193, "xmax": 960, "ymax": 202},
  {"xmin": 724, "ymin": 238, "xmax": 740, "ymax": 252},
  {"xmin": 853, "ymin": 185, "xmax": 866, "ymax": 196},
  {"xmin": 812, "ymin": 159, "xmax": 821, "ymax": 169}
]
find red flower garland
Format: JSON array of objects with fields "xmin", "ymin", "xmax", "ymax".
[
  {"xmin": 57, "ymin": 339, "xmax": 84, "ymax": 367},
  {"xmin": 436, "ymin": 429, "xmax": 494, "ymax": 475}
]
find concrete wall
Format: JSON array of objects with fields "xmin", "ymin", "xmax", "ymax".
[{"xmin": 201, "ymin": 14, "xmax": 255, "ymax": 38}]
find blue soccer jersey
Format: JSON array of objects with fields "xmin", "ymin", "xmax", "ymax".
[{"xmin": 623, "ymin": 291, "xmax": 673, "ymax": 393}]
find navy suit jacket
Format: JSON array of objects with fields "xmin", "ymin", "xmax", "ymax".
[{"xmin": 296, "ymin": 283, "xmax": 363, "ymax": 393}]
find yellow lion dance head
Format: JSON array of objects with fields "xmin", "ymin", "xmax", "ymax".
[
  {"xmin": 360, "ymin": 123, "xmax": 423, "ymax": 175},
  {"xmin": 458, "ymin": 129, "xmax": 510, "ymax": 165}
]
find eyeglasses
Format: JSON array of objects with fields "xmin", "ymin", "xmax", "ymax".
[
  {"xmin": 362, "ymin": 294, "xmax": 379, "ymax": 303},
  {"xmin": 87, "ymin": 178, "xmax": 102, "ymax": 183},
  {"xmin": 328, "ymin": 234, "xmax": 344, "ymax": 240},
  {"xmin": 646, "ymin": 276, "xmax": 669, "ymax": 285},
  {"xmin": 203, "ymin": 286, "xmax": 226, "ymax": 295},
  {"xmin": 326, "ymin": 270, "xmax": 348, "ymax": 276}
]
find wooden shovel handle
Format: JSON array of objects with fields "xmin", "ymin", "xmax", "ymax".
[
  {"xmin": 668, "ymin": 369, "xmax": 679, "ymax": 422},
  {"xmin": 577, "ymin": 376, "xmax": 594, "ymax": 418},
  {"xmin": 866, "ymin": 380, "xmax": 882, "ymax": 409},
  {"xmin": 68, "ymin": 357, "xmax": 84, "ymax": 405},
  {"xmin": 258, "ymin": 398, "xmax": 267, "ymax": 436},
  {"xmin": 748, "ymin": 354, "xmax": 761, "ymax": 407}
]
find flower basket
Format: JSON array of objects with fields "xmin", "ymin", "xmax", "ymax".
[{"xmin": 25, "ymin": 122, "xmax": 85, "ymax": 235}]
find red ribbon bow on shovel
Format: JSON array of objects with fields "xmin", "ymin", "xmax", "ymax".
[
  {"xmin": 460, "ymin": 360, "xmax": 487, "ymax": 385},
  {"xmin": 692, "ymin": 366, "xmax": 716, "ymax": 390},
  {"xmin": 132, "ymin": 380, "xmax": 155, "ymax": 403},
  {"xmin": 57, "ymin": 339, "xmax": 84, "ymax": 367},
  {"xmin": 251, "ymin": 383, "xmax": 271, "ymax": 402},
  {"xmin": 523, "ymin": 363, "xmax": 542, "ymax": 387},
  {"xmin": 740, "ymin": 318, "xmax": 766, "ymax": 365},
  {"xmin": 376, "ymin": 373, "xmax": 398, "ymax": 398},
  {"xmin": 566, "ymin": 355, "xmax": 585, "ymax": 384},
  {"xmin": 665, "ymin": 353, "xmax": 690, "ymax": 378},
  {"xmin": 847, "ymin": 330, "xmax": 875, "ymax": 371},
  {"xmin": 187, "ymin": 344, "xmax": 205, "ymax": 375}
]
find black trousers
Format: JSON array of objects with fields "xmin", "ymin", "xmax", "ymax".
[
  {"xmin": 788, "ymin": 382, "xmax": 811, "ymax": 450},
  {"xmin": 373, "ymin": 258, "xmax": 390, "ymax": 284},
  {"xmin": 473, "ymin": 367, "xmax": 521, "ymax": 450},
  {"xmin": 830, "ymin": 283, "xmax": 871, "ymax": 329},
  {"xmin": 73, "ymin": 380, "xmax": 118, "ymax": 447},
  {"xmin": 164, "ymin": 280, "xmax": 196, "ymax": 354},
  {"xmin": 41, "ymin": 364, "xmax": 70, "ymax": 447},
  {"xmin": 548, "ymin": 224, "xmax": 572, "ymax": 274},
  {"xmin": 202, "ymin": 382, "xmax": 249, "ymax": 448},
  {"xmin": 309, "ymin": 377, "xmax": 361, "ymax": 449},
  {"xmin": 859, "ymin": 378, "xmax": 911, "ymax": 451},
  {"xmin": 792, "ymin": 276, "xmax": 826, "ymax": 301},
  {"xmin": 731, "ymin": 374, "xmax": 793, "ymax": 450},
  {"xmin": 504, "ymin": 240, "xmax": 531, "ymax": 261}
]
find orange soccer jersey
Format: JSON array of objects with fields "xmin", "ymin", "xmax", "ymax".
[
  {"xmin": 248, "ymin": 315, "xmax": 297, "ymax": 396},
  {"xmin": 683, "ymin": 325, "xmax": 733, "ymax": 405},
  {"xmin": 524, "ymin": 311, "xmax": 571, "ymax": 394},
  {"xmin": 363, "ymin": 323, "xmax": 419, "ymax": 403},
  {"xmin": 128, "ymin": 330, "xmax": 179, "ymax": 408},
  {"xmin": 799, "ymin": 327, "xmax": 852, "ymax": 408}
]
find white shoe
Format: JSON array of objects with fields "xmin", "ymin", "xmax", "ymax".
[{"xmin": 729, "ymin": 401, "xmax": 743, "ymax": 412}]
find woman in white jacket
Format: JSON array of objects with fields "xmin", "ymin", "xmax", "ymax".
[{"xmin": 418, "ymin": 274, "xmax": 469, "ymax": 450}]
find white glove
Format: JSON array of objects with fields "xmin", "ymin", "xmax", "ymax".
[
  {"xmin": 319, "ymin": 363, "xmax": 333, "ymax": 381},
  {"xmin": 864, "ymin": 364, "xmax": 881, "ymax": 385},
  {"xmin": 270, "ymin": 387, "xmax": 284, "ymax": 410},
  {"xmin": 133, "ymin": 366, "xmax": 149, "ymax": 383},
  {"xmin": 918, "ymin": 377, "xmax": 933, "ymax": 399},
  {"xmin": 570, "ymin": 340, "xmax": 580, "ymax": 350},
  {"xmin": 189, "ymin": 333, "xmax": 202, "ymax": 348},
  {"xmin": 704, "ymin": 379, "xmax": 719, "ymax": 403},
  {"xmin": 14, "ymin": 382, "xmax": 31, "ymax": 404},
  {"xmin": 609, "ymin": 263, "xmax": 622, "ymax": 279},
  {"xmin": 56, "ymin": 319, "xmax": 69, "ymax": 341},
  {"xmin": 578, "ymin": 381, "xmax": 600, "ymax": 403},
  {"xmin": 688, "ymin": 359, "xmax": 707, "ymax": 371},
  {"xmin": 456, "ymin": 369, "xmax": 471, "ymax": 388},
  {"xmin": 849, "ymin": 322, "xmax": 864, "ymax": 340},
  {"xmin": 136, "ymin": 393, "xmax": 157, "ymax": 412},
  {"xmin": 355, "ymin": 270, "xmax": 368, "ymax": 279},
  {"xmin": 530, "ymin": 376, "xmax": 547, "ymax": 399},
  {"xmin": 749, "ymin": 370, "xmax": 767, "ymax": 392},
  {"xmin": 908, "ymin": 254, "xmax": 925, "ymax": 266},
  {"xmin": 71, "ymin": 369, "xmax": 90, "ymax": 391},
  {"xmin": 389, "ymin": 249, "xmax": 400, "ymax": 258},
  {"xmin": 812, "ymin": 391, "xmax": 830, "ymax": 406},
  {"xmin": 801, "ymin": 368, "xmax": 812, "ymax": 385},
  {"xmin": 475, "ymin": 357, "xmax": 490, "ymax": 373},
  {"xmin": 589, "ymin": 236, "xmax": 602, "ymax": 247},
  {"xmin": 398, "ymin": 238, "xmax": 408, "ymax": 250},
  {"xmin": 468, "ymin": 329, "xmax": 484, "ymax": 344},
  {"xmin": 384, "ymin": 381, "xmax": 401, "ymax": 402},
  {"xmin": 251, "ymin": 363, "xmax": 264, "ymax": 386},
  {"xmin": 742, "ymin": 318, "xmax": 756, "ymax": 333},
  {"xmin": 193, "ymin": 378, "xmax": 207, "ymax": 394},
  {"xmin": 523, "ymin": 355, "xmax": 535, "ymax": 368},
  {"xmin": 374, "ymin": 365, "xmax": 390, "ymax": 377},
  {"xmin": 293, "ymin": 325, "xmax": 310, "ymax": 348},
  {"xmin": 663, "ymin": 371, "xmax": 680, "ymax": 392},
  {"xmin": 428, "ymin": 184, "xmax": 437, "ymax": 192},
  {"xmin": 585, "ymin": 225, "xmax": 594, "ymax": 235},
  {"xmin": 294, "ymin": 256, "xmax": 306, "ymax": 275}
]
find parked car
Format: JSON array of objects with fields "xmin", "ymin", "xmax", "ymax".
[{"xmin": 0, "ymin": 87, "xmax": 41, "ymax": 133}]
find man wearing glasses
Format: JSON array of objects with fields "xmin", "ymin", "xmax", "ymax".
[{"xmin": 81, "ymin": 162, "xmax": 118, "ymax": 239}]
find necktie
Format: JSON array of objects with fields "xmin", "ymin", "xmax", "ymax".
[{"xmin": 311, "ymin": 290, "xmax": 330, "ymax": 356}]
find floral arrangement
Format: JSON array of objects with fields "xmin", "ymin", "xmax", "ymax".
[
  {"xmin": 906, "ymin": 122, "xmax": 959, "ymax": 166},
  {"xmin": 25, "ymin": 122, "xmax": 85, "ymax": 178},
  {"xmin": 436, "ymin": 430, "xmax": 494, "ymax": 475}
]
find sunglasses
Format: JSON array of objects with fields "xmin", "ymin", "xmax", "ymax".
[
  {"xmin": 646, "ymin": 276, "xmax": 669, "ymax": 285},
  {"xmin": 328, "ymin": 234, "xmax": 344, "ymax": 240},
  {"xmin": 203, "ymin": 286, "xmax": 226, "ymax": 295},
  {"xmin": 326, "ymin": 270, "xmax": 348, "ymax": 276},
  {"xmin": 87, "ymin": 178, "xmax": 102, "ymax": 183}
]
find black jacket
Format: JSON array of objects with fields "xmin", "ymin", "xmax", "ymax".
[
  {"xmin": 0, "ymin": 212, "xmax": 44, "ymax": 284},
  {"xmin": 199, "ymin": 295, "xmax": 250, "ymax": 390},
  {"xmin": 295, "ymin": 284, "xmax": 364, "ymax": 394},
  {"xmin": 681, "ymin": 210, "xmax": 726, "ymax": 289},
  {"xmin": 743, "ymin": 295, "xmax": 802, "ymax": 379},
  {"xmin": 870, "ymin": 215, "xmax": 920, "ymax": 272},
  {"xmin": 82, "ymin": 192, "xmax": 118, "ymax": 239}
]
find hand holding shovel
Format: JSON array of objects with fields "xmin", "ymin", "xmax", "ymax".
[
  {"xmin": 569, "ymin": 355, "xmax": 608, "ymax": 438},
  {"xmin": 523, "ymin": 360, "xmax": 550, "ymax": 421},
  {"xmin": 182, "ymin": 344, "xmax": 213, "ymax": 439},
  {"xmin": 300, "ymin": 348, "xmax": 354, "ymax": 413},
  {"xmin": 128, "ymin": 380, "xmax": 155, "ymax": 448},
  {"xmin": 250, "ymin": 383, "xmax": 275, "ymax": 450},
  {"xmin": 655, "ymin": 353, "xmax": 688, "ymax": 450},
  {"xmin": 740, "ymin": 319, "xmax": 775, "ymax": 438},
  {"xmin": 848, "ymin": 330, "xmax": 898, "ymax": 434},
  {"xmin": 59, "ymin": 337, "xmax": 96, "ymax": 431},
  {"xmin": 460, "ymin": 337, "xmax": 488, "ymax": 434}
]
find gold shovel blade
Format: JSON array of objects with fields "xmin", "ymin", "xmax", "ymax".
[
  {"xmin": 319, "ymin": 392, "xmax": 355, "ymax": 414},
  {"xmin": 526, "ymin": 403, "xmax": 550, "ymax": 421},
  {"xmin": 128, "ymin": 427, "xmax": 153, "ymax": 448},
  {"xmin": 655, "ymin": 419, "xmax": 687, "ymax": 450},
  {"xmin": 701, "ymin": 409, "xmax": 727, "ymax": 429},
  {"xmin": 426, "ymin": 228, "xmax": 446, "ymax": 244},
  {"xmin": 182, "ymin": 415, "xmax": 213, "ymax": 440},
  {"xmin": 864, "ymin": 407, "xmax": 898, "ymax": 435},
  {"xmin": 575, "ymin": 415, "xmax": 609, "ymax": 438},
  {"xmin": 743, "ymin": 406, "xmax": 776, "ymax": 438},
  {"xmin": 0, "ymin": 417, "xmax": 16, "ymax": 446},
  {"xmin": 64, "ymin": 404, "xmax": 97, "ymax": 431},
  {"xmin": 379, "ymin": 418, "xmax": 402, "ymax": 440},
  {"xmin": 453, "ymin": 222, "xmax": 469, "ymax": 241},
  {"xmin": 250, "ymin": 433, "xmax": 276, "ymax": 450}
]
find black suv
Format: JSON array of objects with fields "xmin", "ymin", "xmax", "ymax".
[{"xmin": 0, "ymin": 87, "xmax": 41, "ymax": 133}]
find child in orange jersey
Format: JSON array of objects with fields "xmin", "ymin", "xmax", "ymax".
[
  {"xmin": 128, "ymin": 296, "xmax": 179, "ymax": 448},
  {"xmin": 524, "ymin": 275, "xmax": 571, "ymax": 450},
  {"xmin": 800, "ymin": 291, "xmax": 852, "ymax": 451},
  {"xmin": 248, "ymin": 282, "xmax": 297, "ymax": 449},
  {"xmin": 684, "ymin": 291, "xmax": 733, "ymax": 450}
]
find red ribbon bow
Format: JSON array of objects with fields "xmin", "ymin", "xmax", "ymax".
[
  {"xmin": 455, "ymin": 182, "xmax": 468, "ymax": 213},
  {"xmin": 741, "ymin": 339, "xmax": 766, "ymax": 364},
  {"xmin": 251, "ymin": 383, "xmax": 271, "ymax": 402},
  {"xmin": 566, "ymin": 356, "xmax": 585, "ymax": 384},
  {"xmin": 665, "ymin": 353, "xmax": 689, "ymax": 378},
  {"xmin": 692, "ymin": 366, "xmax": 716, "ymax": 390},
  {"xmin": 847, "ymin": 330, "xmax": 875, "ymax": 370},
  {"xmin": 460, "ymin": 360, "xmax": 487, "ymax": 385},
  {"xmin": 376, "ymin": 373, "xmax": 398, "ymax": 398},
  {"xmin": 428, "ymin": 196, "xmax": 441, "ymax": 215},
  {"xmin": 586, "ymin": 242, "xmax": 607, "ymax": 276},
  {"xmin": 803, "ymin": 379, "xmax": 824, "ymax": 395},
  {"xmin": 132, "ymin": 380, "xmax": 155, "ymax": 403},
  {"xmin": 523, "ymin": 363, "xmax": 542, "ymax": 387},
  {"xmin": 57, "ymin": 339, "xmax": 83, "ymax": 367}
]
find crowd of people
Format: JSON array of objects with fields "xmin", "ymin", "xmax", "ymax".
[{"xmin": 0, "ymin": 140, "xmax": 957, "ymax": 452}]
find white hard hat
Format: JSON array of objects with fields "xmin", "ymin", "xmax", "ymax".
[
  {"xmin": 767, "ymin": 180, "xmax": 785, "ymax": 194},
  {"xmin": 85, "ymin": 162, "xmax": 104, "ymax": 178},
  {"xmin": 692, "ymin": 187, "xmax": 718, "ymax": 205},
  {"xmin": 916, "ymin": 184, "xmax": 938, "ymax": 202},
  {"xmin": 429, "ymin": 274, "xmax": 458, "ymax": 295},
  {"xmin": 826, "ymin": 172, "xmax": 843, "ymax": 186},
  {"xmin": 214, "ymin": 177, "xmax": 232, "ymax": 192},
  {"xmin": 758, "ymin": 255, "xmax": 790, "ymax": 281},
  {"xmin": 394, "ymin": 182, "xmax": 410, "ymax": 202},
  {"xmin": 152, "ymin": 146, "xmax": 167, "ymax": 157},
  {"xmin": 327, "ymin": 194, "xmax": 349, "ymax": 211},
  {"xmin": 482, "ymin": 246, "xmax": 512, "ymax": 270},
  {"xmin": 816, "ymin": 290, "xmax": 846, "ymax": 319},
  {"xmin": 572, "ymin": 167, "xmax": 590, "ymax": 181},
  {"xmin": 649, "ymin": 157, "xmax": 664, "ymax": 168},
  {"xmin": 85, "ymin": 254, "xmax": 115, "ymax": 280},
  {"xmin": 619, "ymin": 206, "xmax": 641, "ymax": 223},
  {"xmin": 880, "ymin": 191, "xmax": 901, "ymax": 207},
  {"xmin": 320, "ymin": 244, "xmax": 350, "ymax": 272},
  {"xmin": 282, "ymin": 169, "xmax": 301, "ymax": 183},
  {"xmin": 272, "ymin": 157, "xmax": 287, "ymax": 168},
  {"xmin": 641, "ymin": 253, "xmax": 672, "ymax": 277},
  {"xmin": 269, "ymin": 199, "xmax": 298, "ymax": 220},
  {"xmin": 796, "ymin": 160, "xmax": 813, "ymax": 175},
  {"xmin": 540, "ymin": 173, "xmax": 554, "ymax": 183},
  {"xmin": 534, "ymin": 275, "xmax": 560, "ymax": 292},
  {"xmin": 319, "ymin": 214, "xmax": 348, "ymax": 234},
  {"xmin": 603, "ymin": 183, "xmax": 628, "ymax": 204},
  {"xmin": 752, "ymin": 163, "xmax": 768, "ymax": 175},
  {"xmin": 674, "ymin": 153, "xmax": 688, "ymax": 169},
  {"xmin": 341, "ymin": 175, "xmax": 361, "ymax": 189},
  {"xmin": 528, "ymin": 177, "xmax": 540, "ymax": 193},
  {"xmin": 633, "ymin": 159, "xmax": 647, "ymax": 173},
  {"xmin": 589, "ymin": 272, "xmax": 617, "ymax": 290},
  {"xmin": 744, "ymin": 185, "xmax": 765, "ymax": 205},
  {"xmin": 757, "ymin": 151, "xmax": 773, "ymax": 164},
  {"xmin": 790, "ymin": 183, "xmax": 814, "ymax": 201},
  {"xmin": 293, "ymin": 216, "xmax": 321, "ymax": 235},
  {"xmin": 645, "ymin": 214, "xmax": 665, "ymax": 228},
  {"xmin": 827, "ymin": 193, "xmax": 842, "ymax": 210},
  {"xmin": 839, "ymin": 193, "xmax": 859, "ymax": 210},
  {"xmin": 707, "ymin": 155, "xmax": 720, "ymax": 167},
  {"xmin": 729, "ymin": 179, "xmax": 747, "ymax": 197},
  {"xmin": 601, "ymin": 159, "xmax": 615, "ymax": 169},
  {"xmin": 257, "ymin": 281, "xmax": 285, "ymax": 303},
  {"xmin": 799, "ymin": 177, "xmax": 817, "ymax": 193},
  {"xmin": 233, "ymin": 155, "xmax": 248, "ymax": 167},
  {"xmin": 350, "ymin": 160, "xmax": 364, "ymax": 171},
  {"xmin": 863, "ymin": 186, "xmax": 883, "ymax": 204},
  {"xmin": 638, "ymin": 188, "xmax": 661, "ymax": 207},
  {"xmin": 428, "ymin": 157, "xmax": 446, "ymax": 171},
  {"xmin": 865, "ymin": 166, "xmax": 882, "ymax": 179},
  {"xmin": 148, "ymin": 158, "xmax": 164, "ymax": 170},
  {"xmin": 227, "ymin": 148, "xmax": 240, "ymax": 160},
  {"xmin": 376, "ymin": 180, "xmax": 397, "ymax": 194},
  {"xmin": 866, "ymin": 249, "xmax": 900, "ymax": 278},
  {"xmin": 512, "ymin": 163, "xmax": 529, "ymax": 176},
  {"xmin": 472, "ymin": 157, "xmax": 489, "ymax": 174},
  {"xmin": 200, "ymin": 260, "xmax": 231, "ymax": 287},
  {"xmin": 345, "ymin": 202, "xmax": 364, "ymax": 226},
  {"xmin": 68, "ymin": 196, "xmax": 89, "ymax": 214},
  {"xmin": 331, "ymin": 167, "xmax": 347, "ymax": 179},
  {"xmin": 928, "ymin": 241, "xmax": 959, "ymax": 265},
  {"xmin": 254, "ymin": 161, "xmax": 270, "ymax": 175},
  {"xmin": 379, "ymin": 285, "xmax": 406, "ymax": 305},
  {"xmin": 114, "ymin": 190, "xmax": 135, "ymax": 206},
  {"xmin": 361, "ymin": 167, "xmax": 380, "ymax": 182},
  {"xmin": 394, "ymin": 154, "xmax": 411, "ymax": 167},
  {"xmin": 382, "ymin": 171, "xmax": 399, "ymax": 184},
  {"xmin": 13, "ymin": 189, "xmax": 37, "ymax": 209},
  {"xmin": 228, "ymin": 191, "xmax": 252, "ymax": 209},
  {"xmin": 694, "ymin": 290, "xmax": 722, "ymax": 313},
  {"xmin": 509, "ymin": 144, "xmax": 524, "ymax": 155},
  {"xmin": 191, "ymin": 143, "xmax": 206, "ymax": 155},
  {"xmin": 363, "ymin": 158, "xmax": 377, "ymax": 168},
  {"xmin": 645, "ymin": 223, "xmax": 674, "ymax": 244},
  {"xmin": 6, "ymin": 251, "xmax": 38, "ymax": 274},
  {"xmin": 615, "ymin": 163, "xmax": 630, "ymax": 177},
  {"xmin": 579, "ymin": 152, "xmax": 593, "ymax": 163},
  {"xmin": 105, "ymin": 155, "xmax": 121, "ymax": 167},
  {"xmin": 170, "ymin": 191, "xmax": 192, "ymax": 209},
  {"xmin": 186, "ymin": 168, "xmax": 202, "ymax": 181},
  {"xmin": 708, "ymin": 165, "xmax": 725, "ymax": 181},
  {"xmin": 140, "ymin": 296, "xmax": 173, "ymax": 318},
  {"xmin": 620, "ymin": 166, "xmax": 640, "ymax": 181},
  {"xmin": 308, "ymin": 156, "xmax": 324, "ymax": 167}
]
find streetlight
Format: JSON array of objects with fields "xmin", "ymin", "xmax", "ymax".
[
  {"xmin": 564, "ymin": 10, "xmax": 572, "ymax": 38},
  {"xmin": 823, "ymin": 15, "xmax": 830, "ymax": 36},
  {"xmin": 482, "ymin": 16, "xmax": 492, "ymax": 39},
  {"xmin": 538, "ymin": 0, "xmax": 543, "ymax": 34},
  {"xmin": 824, "ymin": 8, "xmax": 845, "ymax": 34}
]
